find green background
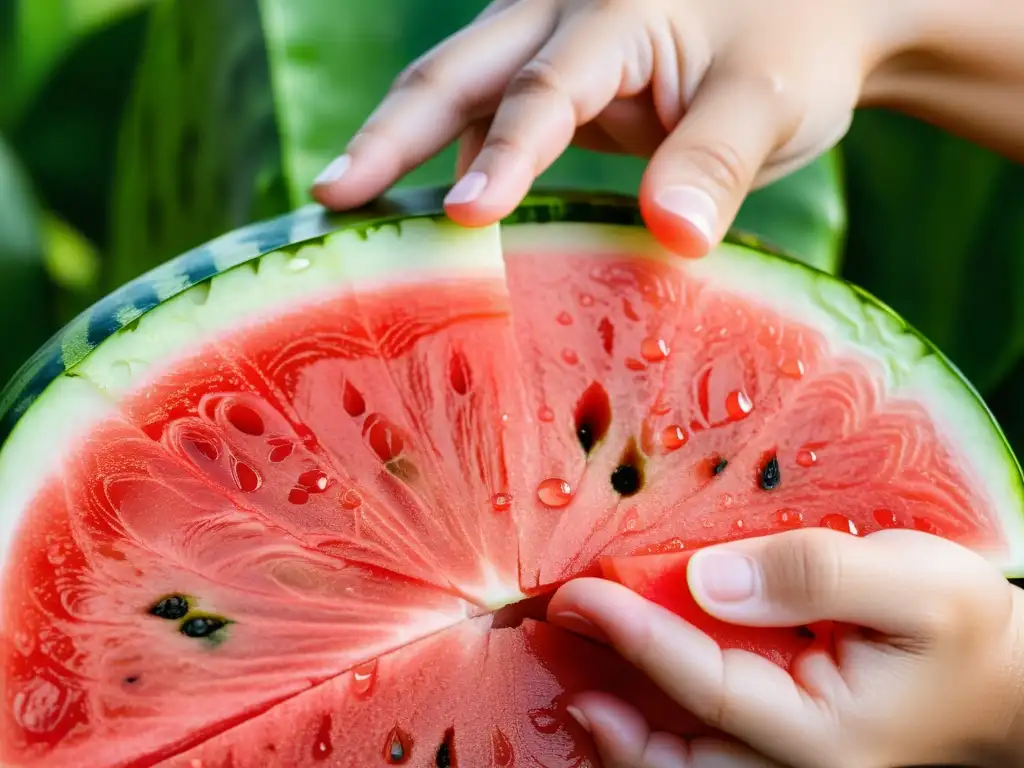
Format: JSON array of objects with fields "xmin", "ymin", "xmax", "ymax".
[{"xmin": 2, "ymin": 0, "xmax": 1023, "ymax": 452}]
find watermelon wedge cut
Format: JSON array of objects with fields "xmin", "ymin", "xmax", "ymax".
[{"xmin": 1, "ymin": 189, "xmax": 1022, "ymax": 767}]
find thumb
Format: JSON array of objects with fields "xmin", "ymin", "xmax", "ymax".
[
  {"xmin": 687, "ymin": 528, "xmax": 999, "ymax": 637},
  {"xmin": 638, "ymin": 68, "xmax": 790, "ymax": 258}
]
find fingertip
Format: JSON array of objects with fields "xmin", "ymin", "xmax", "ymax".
[
  {"xmin": 639, "ymin": 183, "xmax": 717, "ymax": 259},
  {"xmin": 441, "ymin": 164, "xmax": 533, "ymax": 227}
]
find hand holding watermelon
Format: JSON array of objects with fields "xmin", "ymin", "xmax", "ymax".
[
  {"xmin": 549, "ymin": 527, "xmax": 1024, "ymax": 767},
  {"xmin": 311, "ymin": 0, "xmax": 1024, "ymax": 260}
]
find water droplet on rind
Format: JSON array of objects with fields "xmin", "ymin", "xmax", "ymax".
[{"xmin": 537, "ymin": 478, "xmax": 573, "ymax": 508}]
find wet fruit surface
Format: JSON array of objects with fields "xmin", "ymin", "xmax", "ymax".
[{"xmin": 0, "ymin": 246, "xmax": 1002, "ymax": 767}]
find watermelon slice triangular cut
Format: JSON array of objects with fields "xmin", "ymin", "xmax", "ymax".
[{"xmin": 1, "ymin": 189, "xmax": 1022, "ymax": 767}]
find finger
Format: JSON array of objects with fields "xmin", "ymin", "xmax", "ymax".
[
  {"xmin": 311, "ymin": 0, "xmax": 555, "ymax": 209},
  {"xmin": 570, "ymin": 692, "xmax": 785, "ymax": 767},
  {"xmin": 638, "ymin": 67, "xmax": 795, "ymax": 258},
  {"xmin": 549, "ymin": 578, "xmax": 830, "ymax": 763},
  {"xmin": 455, "ymin": 118, "xmax": 491, "ymax": 177},
  {"xmin": 686, "ymin": 528, "xmax": 1005, "ymax": 637},
  {"xmin": 443, "ymin": 4, "xmax": 641, "ymax": 225}
]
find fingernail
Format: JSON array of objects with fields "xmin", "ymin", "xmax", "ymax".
[
  {"xmin": 314, "ymin": 154, "xmax": 351, "ymax": 186},
  {"xmin": 444, "ymin": 171, "xmax": 488, "ymax": 205},
  {"xmin": 550, "ymin": 611, "xmax": 608, "ymax": 643},
  {"xmin": 691, "ymin": 550, "xmax": 759, "ymax": 604},
  {"xmin": 566, "ymin": 705, "xmax": 591, "ymax": 733},
  {"xmin": 653, "ymin": 185, "xmax": 717, "ymax": 244}
]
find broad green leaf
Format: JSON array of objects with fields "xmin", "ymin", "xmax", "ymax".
[
  {"xmin": 842, "ymin": 109, "xmax": 1024, "ymax": 395},
  {"xmin": 0, "ymin": 135, "xmax": 50, "ymax": 386},
  {"xmin": 106, "ymin": 0, "xmax": 278, "ymax": 289},
  {"xmin": 10, "ymin": 9, "xmax": 149, "ymax": 249},
  {"xmin": 258, "ymin": 0, "xmax": 846, "ymax": 272},
  {"xmin": 2, "ymin": 0, "xmax": 154, "ymax": 129}
]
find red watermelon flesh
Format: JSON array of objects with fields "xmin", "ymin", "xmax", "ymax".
[{"xmin": 0, "ymin": 218, "xmax": 1018, "ymax": 767}]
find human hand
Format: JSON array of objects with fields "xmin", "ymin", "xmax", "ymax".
[
  {"xmin": 546, "ymin": 528, "xmax": 1024, "ymax": 768},
  {"xmin": 310, "ymin": 0, "xmax": 922, "ymax": 257}
]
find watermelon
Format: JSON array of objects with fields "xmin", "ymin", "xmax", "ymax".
[{"xmin": 1, "ymin": 188, "xmax": 1022, "ymax": 767}]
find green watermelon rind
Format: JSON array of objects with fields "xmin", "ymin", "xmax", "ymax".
[{"xmin": 0, "ymin": 187, "xmax": 1022, "ymax": 578}]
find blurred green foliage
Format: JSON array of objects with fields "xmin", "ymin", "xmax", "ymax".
[{"xmin": 1, "ymin": 0, "xmax": 1022, "ymax": 454}]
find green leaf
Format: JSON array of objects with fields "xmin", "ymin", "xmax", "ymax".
[
  {"xmin": 842, "ymin": 109, "xmax": 1024, "ymax": 395},
  {"xmin": 257, "ymin": 0, "xmax": 846, "ymax": 272},
  {"xmin": 2, "ymin": 0, "xmax": 154, "ymax": 129},
  {"xmin": 0, "ymin": 135, "xmax": 51, "ymax": 386},
  {"xmin": 10, "ymin": 9, "xmax": 150, "ymax": 249},
  {"xmin": 106, "ymin": 0, "xmax": 278, "ymax": 290}
]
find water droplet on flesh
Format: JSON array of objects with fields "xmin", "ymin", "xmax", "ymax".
[
  {"xmin": 537, "ymin": 406, "xmax": 555, "ymax": 423},
  {"xmin": 779, "ymin": 357, "xmax": 806, "ymax": 379},
  {"xmin": 312, "ymin": 714, "xmax": 334, "ymax": 760},
  {"xmin": 720, "ymin": 493, "xmax": 734, "ymax": 508},
  {"xmin": 725, "ymin": 390, "xmax": 753, "ymax": 420},
  {"xmin": 537, "ymin": 478, "xmax": 573, "ymax": 508},
  {"xmin": 619, "ymin": 507, "xmax": 640, "ymax": 532},
  {"xmin": 775, "ymin": 508, "xmax": 803, "ymax": 528},
  {"xmin": 490, "ymin": 492, "xmax": 512, "ymax": 512},
  {"xmin": 351, "ymin": 660, "xmax": 378, "ymax": 698},
  {"xmin": 579, "ymin": 293, "xmax": 594, "ymax": 307},
  {"xmin": 873, "ymin": 508, "xmax": 898, "ymax": 528},
  {"xmin": 640, "ymin": 337, "xmax": 670, "ymax": 362},
  {"xmin": 820, "ymin": 514, "xmax": 858, "ymax": 535},
  {"xmin": 227, "ymin": 404, "xmax": 265, "ymax": 436},
  {"xmin": 561, "ymin": 348, "xmax": 579, "ymax": 365},
  {"xmin": 732, "ymin": 518, "xmax": 745, "ymax": 531},
  {"xmin": 556, "ymin": 311, "xmax": 573, "ymax": 326},
  {"xmin": 297, "ymin": 469, "xmax": 330, "ymax": 493},
  {"xmin": 795, "ymin": 449, "xmax": 817, "ymax": 468},
  {"xmin": 660, "ymin": 425, "xmax": 687, "ymax": 451},
  {"xmin": 232, "ymin": 460, "xmax": 262, "ymax": 493},
  {"xmin": 491, "ymin": 728, "xmax": 515, "ymax": 766},
  {"xmin": 341, "ymin": 489, "xmax": 363, "ymax": 510}
]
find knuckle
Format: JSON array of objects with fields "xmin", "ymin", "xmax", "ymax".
[
  {"xmin": 506, "ymin": 58, "xmax": 564, "ymax": 102},
  {"xmin": 685, "ymin": 140, "xmax": 750, "ymax": 198},
  {"xmin": 392, "ymin": 55, "xmax": 444, "ymax": 93},
  {"xmin": 760, "ymin": 529, "xmax": 843, "ymax": 609},
  {"xmin": 479, "ymin": 132, "xmax": 523, "ymax": 159}
]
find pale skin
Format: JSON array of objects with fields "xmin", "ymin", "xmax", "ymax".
[{"xmin": 311, "ymin": 0, "xmax": 1024, "ymax": 765}]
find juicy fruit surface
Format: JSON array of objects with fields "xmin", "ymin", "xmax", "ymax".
[{"xmin": 0, "ymin": 239, "xmax": 1005, "ymax": 767}]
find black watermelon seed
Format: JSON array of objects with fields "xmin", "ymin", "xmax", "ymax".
[
  {"xmin": 149, "ymin": 595, "xmax": 189, "ymax": 620},
  {"xmin": 759, "ymin": 455, "xmax": 781, "ymax": 490},
  {"xmin": 610, "ymin": 464, "xmax": 642, "ymax": 496},
  {"xmin": 712, "ymin": 457, "xmax": 728, "ymax": 475},
  {"xmin": 181, "ymin": 616, "xmax": 227, "ymax": 639},
  {"xmin": 796, "ymin": 625, "xmax": 815, "ymax": 639},
  {"xmin": 124, "ymin": 675, "xmax": 140, "ymax": 685},
  {"xmin": 435, "ymin": 729, "xmax": 454, "ymax": 767},
  {"xmin": 388, "ymin": 736, "xmax": 405, "ymax": 763}
]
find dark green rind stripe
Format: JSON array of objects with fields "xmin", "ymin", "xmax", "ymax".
[{"xmin": 0, "ymin": 185, "xmax": 924, "ymax": 445}]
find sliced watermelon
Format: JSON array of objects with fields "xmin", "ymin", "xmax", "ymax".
[{"xmin": 1, "ymin": 189, "xmax": 1022, "ymax": 767}]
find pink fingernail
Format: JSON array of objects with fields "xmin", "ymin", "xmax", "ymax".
[
  {"xmin": 691, "ymin": 550, "xmax": 758, "ymax": 604},
  {"xmin": 444, "ymin": 172, "xmax": 488, "ymax": 205},
  {"xmin": 653, "ymin": 185, "xmax": 717, "ymax": 244},
  {"xmin": 313, "ymin": 154, "xmax": 351, "ymax": 186},
  {"xmin": 566, "ymin": 706, "xmax": 591, "ymax": 733}
]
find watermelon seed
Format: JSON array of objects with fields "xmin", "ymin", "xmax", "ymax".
[
  {"xmin": 180, "ymin": 615, "xmax": 228, "ymax": 639},
  {"xmin": 312, "ymin": 714, "xmax": 334, "ymax": 760},
  {"xmin": 598, "ymin": 316, "xmax": 614, "ymax": 355},
  {"xmin": 435, "ymin": 728, "xmax": 454, "ymax": 767},
  {"xmin": 712, "ymin": 457, "xmax": 728, "ymax": 475},
  {"xmin": 384, "ymin": 727, "xmax": 410, "ymax": 763},
  {"xmin": 796, "ymin": 626, "xmax": 815, "ymax": 639},
  {"xmin": 387, "ymin": 458, "xmax": 419, "ymax": 482},
  {"xmin": 448, "ymin": 350, "xmax": 472, "ymax": 395},
  {"xmin": 342, "ymin": 381, "xmax": 366, "ymax": 417},
  {"xmin": 226, "ymin": 404, "xmax": 265, "ymax": 436},
  {"xmin": 574, "ymin": 382, "xmax": 612, "ymax": 454},
  {"xmin": 610, "ymin": 439, "xmax": 644, "ymax": 497},
  {"xmin": 759, "ymin": 455, "xmax": 781, "ymax": 490},
  {"xmin": 149, "ymin": 594, "xmax": 189, "ymax": 620},
  {"xmin": 123, "ymin": 676, "xmax": 139, "ymax": 685}
]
